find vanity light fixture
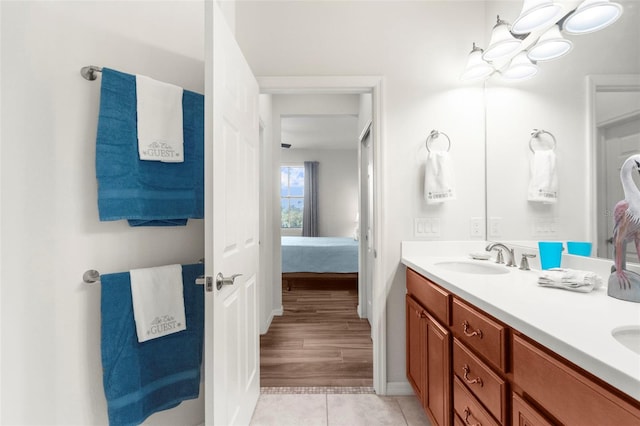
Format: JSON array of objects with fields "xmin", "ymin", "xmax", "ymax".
[
  {"xmin": 482, "ymin": 16, "xmax": 522, "ymax": 62},
  {"xmin": 527, "ymin": 24, "xmax": 573, "ymax": 61},
  {"xmin": 501, "ymin": 51, "xmax": 539, "ymax": 80},
  {"xmin": 461, "ymin": 43, "xmax": 495, "ymax": 81},
  {"xmin": 511, "ymin": 0, "xmax": 564, "ymax": 35},
  {"xmin": 562, "ymin": 0, "xmax": 623, "ymax": 34},
  {"xmin": 463, "ymin": 0, "xmax": 623, "ymax": 82}
]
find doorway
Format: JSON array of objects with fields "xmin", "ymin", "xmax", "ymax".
[{"xmin": 257, "ymin": 76, "xmax": 385, "ymax": 393}]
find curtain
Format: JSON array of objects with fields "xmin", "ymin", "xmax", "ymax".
[{"xmin": 302, "ymin": 161, "xmax": 319, "ymax": 237}]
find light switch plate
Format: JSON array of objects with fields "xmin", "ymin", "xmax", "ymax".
[{"xmin": 415, "ymin": 218, "xmax": 441, "ymax": 238}]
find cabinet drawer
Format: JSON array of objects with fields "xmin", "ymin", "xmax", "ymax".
[
  {"xmin": 453, "ymin": 338, "xmax": 507, "ymax": 424},
  {"xmin": 513, "ymin": 334, "xmax": 640, "ymax": 426},
  {"xmin": 407, "ymin": 268, "xmax": 450, "ymax": 325},
  {"xmin": 451, "ymin": 298, "xmax": 507, "ymax": 372},
  {"xmin": 512, "ymin": 393, "xmax": 554, "ymax": 426},
  {"xmin": 453, "ymin": 376, "xmax": 499, "ymax": 426}
]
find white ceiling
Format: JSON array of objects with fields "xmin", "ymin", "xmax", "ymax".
[{"xmin": 281, "ymin": 114, "xmax": 359, "ymax": 150}]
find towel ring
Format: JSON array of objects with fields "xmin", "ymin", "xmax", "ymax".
[
  {"xmin": 426, "ymin": 130, "xmax": 451, "ymax": 153},
  {"xmin": 529, "ymin": 129, "xmax": 556, "ymax": 153}
]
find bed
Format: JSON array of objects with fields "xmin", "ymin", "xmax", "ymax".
[{"xmin": 281, "ymin": 236, "xmax": 359, "ymax": 290}]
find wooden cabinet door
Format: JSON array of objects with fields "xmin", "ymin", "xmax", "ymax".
[
  {"xmin": 512, "ymin": 393, "xmax": 554, "ymax": 426},
  {"xmin": 406, "ymin": 295, "xmax": 426, "ymax": 403},
  {"xmin": 426, "ymin": 314, "xmax": 451, "ymax": 426}
]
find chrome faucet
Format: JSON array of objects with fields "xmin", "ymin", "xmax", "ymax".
[{"xmin": 485, "ymin": 242, "xmax": 516, "ymax": 267}]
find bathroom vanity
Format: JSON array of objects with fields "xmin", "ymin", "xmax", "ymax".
[{"xmin": 402, "ymin": 241, "xmax": 640, "ymax": 426}]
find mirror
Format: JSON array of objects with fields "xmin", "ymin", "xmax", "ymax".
[{"xmin": 485, "ymin": 0, "xmax": 640, "ymax": 266}]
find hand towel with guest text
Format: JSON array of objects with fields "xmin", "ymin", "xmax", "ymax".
[
  {"xmin": 136, "ymin": 75, "xmax": 184, "ymax": 162},
  {"xmin": 425, "ymin": 151, "xmax": 457, "ymax": 204},
  {"xmin": 130, "ymin": 264, "xmax": 186, "ymax": 342},
  {"xmin": 528, "ymin": 150, "xmax": 557, "ymax": 203}
]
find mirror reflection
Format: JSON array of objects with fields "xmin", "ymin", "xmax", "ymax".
[{"xmin": 484, "ymin": 0, "xmax": 640, "ymax": 265}]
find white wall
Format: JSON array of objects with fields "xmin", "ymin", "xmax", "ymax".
[
  {"xmin": 281, "ymin": 148, "xmax": 359, "ymax": 237},
  {"xmin": 0, "ymin": 2, "xmax": 205, "ymax": 424},
  {"xmin": 236, "ymin": 1, "xmax": 487, "ymax": 387},
  {"xmin": 258, "ymin": 94, "xmax": 282, "ymax": 334}
]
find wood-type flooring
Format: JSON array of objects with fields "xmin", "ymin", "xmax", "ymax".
[{"xmin": 260, "ymin": 279, "xmax": 373, "ymax": 387}]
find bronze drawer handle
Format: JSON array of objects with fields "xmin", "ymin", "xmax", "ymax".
[
  {"xmin": 416, "ymin": 309, "xmax": 427, "ymax": 319},
  {"xmin": 463, "ymin": 364, "xmax": 483, "ymax": 387},
  {"xmin": 463, "ymin": 407, "xmax": 481, "ymax": 426},
  {"xmin": 462, "ymin": 320, "xmax": 483, "ymax": 338}
]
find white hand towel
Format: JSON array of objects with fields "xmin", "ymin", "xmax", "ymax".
[
  {"xmin": 424, "ymin": 151, "xmax": 456, "ymax": 204},
  {"xmin": 130, "ymin": 264, "xmax": 186, "ymax": 342},
  {"xmin": 538, "ymin": 268, "xmax": 603, "ymax": 293},
  {"xmin": 528, "ymin": 150, "xmax": 557, "ymax": 203},
  {"xmin": 136, "ymin": 75, "xmax": 184, "ymax": 163}
]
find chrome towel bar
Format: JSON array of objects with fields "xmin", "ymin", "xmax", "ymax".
[{"xmin": 84, "ymin": 259, "xmax": 205, "ymax": 283}]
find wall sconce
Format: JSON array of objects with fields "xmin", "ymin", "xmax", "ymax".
[
  {"xmin": 511, "ymin": 0, "xmax": 564, "ymax": 34},
  {"xmin": 461, "ymin": 0, "xmax": 623, "ymax": 82},
  {"xmin": 483, "ymin": 16, "xmax": 522, "ymax": 61},
  {"xmin": 501, "ymin": 51, "xmax": 539, "ymax": 80},
  {"xmin": 461, "ymin": 43, "xmax": 495, "ymax": 81},
  {"xmin": 527, "ymin": 24, "xmax": 573, "ymax": 61},
  {"xmin": 562, "ymin": 0, "xmax": 623, "ymax": 34}
]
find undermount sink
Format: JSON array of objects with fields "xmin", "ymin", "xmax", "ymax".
[
  {"xmin": 612, "ymin": 326, "xmax": 640, "ymax": 355},
  {"xmin": 434, "ymin": 260, "xmax": 509, "ymax": 275}
]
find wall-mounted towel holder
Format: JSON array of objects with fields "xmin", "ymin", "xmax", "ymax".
[
  {"xmin": 81, "ymin": 65, "xmax": 103, "ymax": 81},
  {"xmin": 529, "ymin": 129, "xmax": 556, "ymax": 153},
  {"xmin": 426, "ymin": 130, "xmax": 451, "ymax": 153},
  {"xmin": 84, "ymin": 259, "xmax": 205, "ymax": 284}
]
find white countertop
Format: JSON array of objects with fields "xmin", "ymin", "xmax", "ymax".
[{"xmin": 401, "ymin": 241, "xmax": 640, "ymax": 401}]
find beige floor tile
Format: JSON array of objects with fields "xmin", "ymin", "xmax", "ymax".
[
  {"xmin": 250, "ymin": 394, "xmax": 327, "ymax": 426},
  {"xmin": 327, "ymin": 394, "xmax": 406, "ymax": 426},
  {"xmin": 394, "ymin": 396, "xmax": 431, "ymax": 426}
]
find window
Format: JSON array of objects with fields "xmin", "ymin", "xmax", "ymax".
[{"xmin": 281, "ymin": 165, "xmax": 304, "ymax": 229}]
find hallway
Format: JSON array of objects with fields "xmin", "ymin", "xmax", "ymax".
[{"xmin": 260, "ymin": 280, "xmax": 373, "ymax": 387}]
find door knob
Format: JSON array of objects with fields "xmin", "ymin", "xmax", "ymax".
[{"xmin": 216, "ymin": 273, "xmax": 242, "ymax": 290}]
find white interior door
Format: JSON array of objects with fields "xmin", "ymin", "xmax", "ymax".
[
  {"xmin": 204, "ymin": 3, "xmax": 260, "ymax": 425},
  {"xmin": 603, "ymin": 117, "xmax": 640, "ymax": 261}
]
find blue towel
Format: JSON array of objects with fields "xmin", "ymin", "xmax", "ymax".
[
  {"xmin": 100, "ymin": 263, "xmax": 204, "ymax": 426},
  {"xmin": 96, "ymin": 68, "xmax": 204, "ymax": 226}
]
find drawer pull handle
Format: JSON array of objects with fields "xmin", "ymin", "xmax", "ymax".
[
  {"xmin": 416, "ymin": 309, "xmax": 427, "ymax": 319},
  {"xmin": 462, "ymin": 320, "xmax": 483, "ymax": 338},
  {"xmin": 463, "ymin": 407, "xmax": 481, "ymax": 426},
  {"xmin": 463, "ymin": 364, "xmax": 483, "ymax": 387}
]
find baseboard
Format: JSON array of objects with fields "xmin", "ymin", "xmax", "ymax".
[
  {"xmin": 260, "ymin": 306, "xmax": 284, "ymax": 335},
  {"xmin": 357, "ymin": 304, "xmax": 362, "ymax": 318},
  {"xmin": 385, "ymin": 381, "xmax": 414, "ymax": 396}
]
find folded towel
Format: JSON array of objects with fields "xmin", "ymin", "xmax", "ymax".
[
  {"xmin": 136, "ymin": 75, "xmax": 184, "ymax": 163},
  {"xmin": 130, "ymin": 264, "xmax": 186, "ymax": 342},
  {"xmin": 101, "ymin": 263, "xmax": 204, "ymax": 426},
  {"xmin": 538, "ymin": 268, "xmax": 603, "ymax": 293},
  {"xmin": 528, "ymin": 150, "xmax": 557, "ymax": 203},
  {"xmin": 96, "ymin": 68, "xmax": 204, "ymax": 226},
  {"xmin": 424, "ymin": 151, "xmax": 456, "ymax": 204}
]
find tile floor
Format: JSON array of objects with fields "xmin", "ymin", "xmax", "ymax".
[{"xmin": 249, "ymin": 393, "xmax": 432, "ymax": 426}]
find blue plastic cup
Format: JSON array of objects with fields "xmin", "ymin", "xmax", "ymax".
[
  {"xmin": 538, "ymin": 241, "xmax": 563, "ymax": 270},
  {"xmin": 567, "ymin": 241, "xmax": 592, "ymax": 257}
]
